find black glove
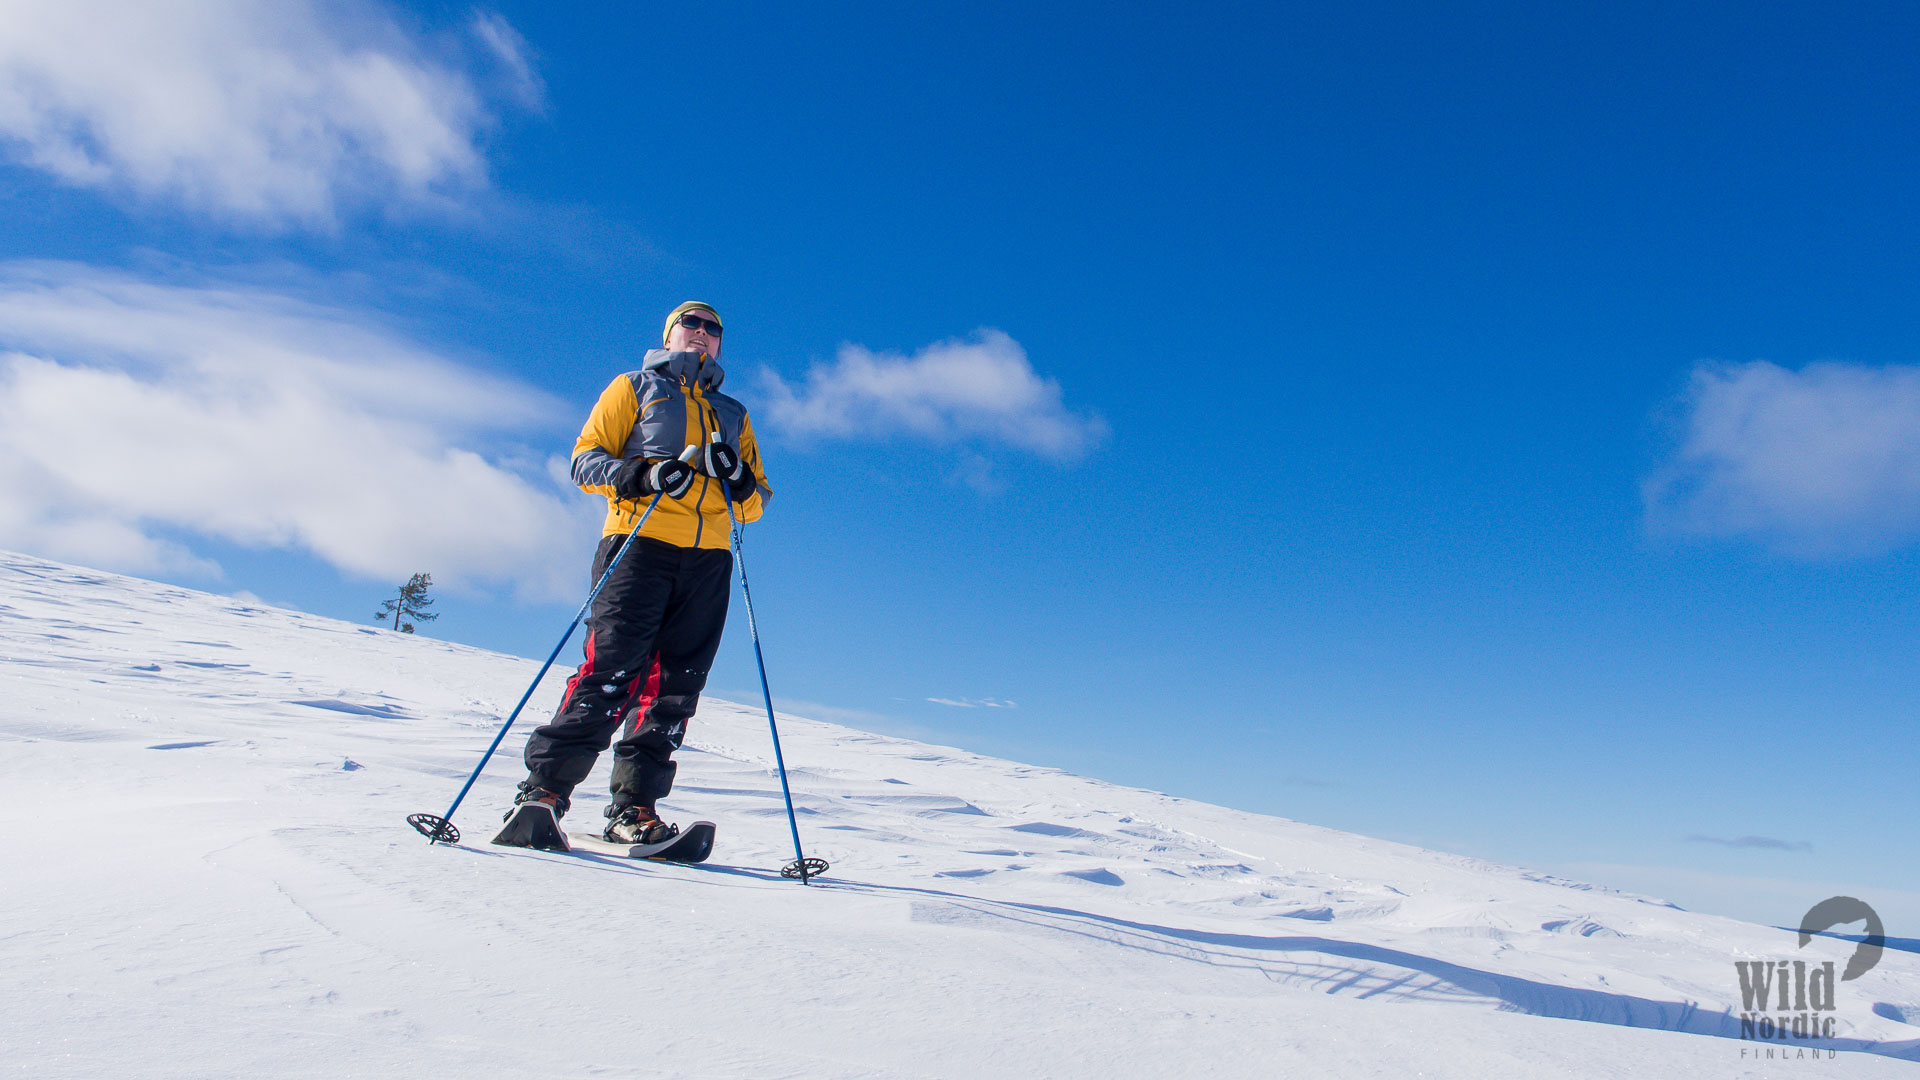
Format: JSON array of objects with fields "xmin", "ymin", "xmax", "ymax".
[
  {"xmin": 726, "ymin": 472, "xmax": 757, "ymax": 504},
  {"xmin": 612, "ymin": 456, "xmax": 695, "ymax": 500},
  {"xmin": 698, "ymin": 440, "xmax": 745, "ymax": 482}
]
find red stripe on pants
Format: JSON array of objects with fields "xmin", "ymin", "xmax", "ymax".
[
  {"xmin": 558, "ymin": 630, "xmax": 599, "ymax": 714},
  {"xmin": 621, "ymin": 656, "xmax": 663, "ymax": 739}
]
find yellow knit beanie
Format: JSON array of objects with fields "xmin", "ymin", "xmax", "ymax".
[{"xmin": 662, "ymin": 301, "xmax": 723, "ymax": 346}]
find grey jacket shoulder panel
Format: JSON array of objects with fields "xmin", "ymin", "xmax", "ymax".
[{"xmin": 571, "ymin": 351, "xmax": 758, "ymax": 493}]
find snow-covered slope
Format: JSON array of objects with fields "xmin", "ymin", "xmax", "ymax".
[{"xmin": 3, "ymin": 549, "xmax": 1915, "ymax": 1078}]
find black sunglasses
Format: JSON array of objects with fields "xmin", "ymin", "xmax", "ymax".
[{"xmin": 677, "ymin": 312, "xmax": 723, "ymax": 336}]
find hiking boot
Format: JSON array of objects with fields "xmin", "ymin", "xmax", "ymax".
[
  {"xmin": 605, "ymin": 803, "xmax": 678, "ymax": 845},
  {"xmin": 508, "ymin": 778, "xmax": 570, "ymax": 820}
]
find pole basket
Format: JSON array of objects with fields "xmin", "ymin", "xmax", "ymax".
[
  {"xmin": 408, "ymin": 813, "xmax": 460, "ymax": 845},
  {"xmin": 782, "ymin": 857, "xmax": 830, "ymax": 882}
]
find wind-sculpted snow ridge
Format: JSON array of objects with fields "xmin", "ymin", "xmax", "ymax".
[{"xmin": 2, "ymin": 548, "xmax": 1915, "ymax": 1079}]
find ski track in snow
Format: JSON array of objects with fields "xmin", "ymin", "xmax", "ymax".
[{"xmin": 2, "ymin": 549, "xmax": 1916, "ymax": 1078}]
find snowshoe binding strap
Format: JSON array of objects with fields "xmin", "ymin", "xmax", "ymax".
[
  {"xmin": 604, "ymin": 805, "xmax": 678, "ymax": 845},
  {"xmin": 512, "ymin": 781, "xmax": 570, "ymax": 818}
]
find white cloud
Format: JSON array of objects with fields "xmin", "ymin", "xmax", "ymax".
[
  {"xmin": 469, "ymin": 11, "xmax": 544, "ymax": 113},
  {"xmin": 758, "ymin": 329, "xmax": 1106, "ymax": 461},
  {"xmin": 0, "ymin": 260, "xmax": 596, "ymax": 599},
  {"xmin": 1644, "ymin": 360, "xmax": 1920, "ymax": 555},
  {"xmin": 947, "ymin": 450, "xmax": 1004, "ymax": 495},
  {"xmin": 926, "ymin": 697, "xmax": 1016, "ymax": 709},
  {"xmin": 0, "ymin": 0, "xmax": 539, "ymax": 227}
]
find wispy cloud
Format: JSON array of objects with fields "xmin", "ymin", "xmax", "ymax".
[
  {"xmin": 1684, "ymin": 834, "xmax": 1814, "ymax": 853},
  {"xmin": 468, "ymin": 12, "xmax": 545, "ymax": 113},
  {"xmin": 1644, "ymin": 360, "xmax": 1920, "ymax": 555},
  {"xmin": 1553, "ymin": 861, "xmax": 1920, "ymax": 928},
  {"xmin": 0, "ymin": 260, "xmax": 594, "ymax": 598},
  {"xmin": 764, "ymin": 698, "xmax": 900, "ymax": 728},
  {"xmin": 758, "ymin": 329, "xmax": 1106, "ymax": 462},
  {"xmin": 926, "ymin": 697, "xmax": 1017, "ymax": 709},
  {"xmin": 947, "ymin": 450, "xmax": 1005, "ymax": 496},
  {"xmin": 0, "ymin": 0, "xmax": 541, "ymax": 227}
]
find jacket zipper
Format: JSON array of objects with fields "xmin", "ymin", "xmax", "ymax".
[{"xmin": 689, "ymin": 383, "xmax": 713, "ymax": 547}]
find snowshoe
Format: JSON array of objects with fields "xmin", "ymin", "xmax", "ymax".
[
  {"xmin": 569, "ymin": 820, "xmax": 717, "ymax": 862},
  {"xmin": 492, "ymin": 785, "xmax": 570, "ymax": 850}
]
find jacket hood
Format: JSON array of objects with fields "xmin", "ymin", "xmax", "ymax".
[{"xmin": 642, "ymin": 349, "xmax": 725, "ymax": 391}]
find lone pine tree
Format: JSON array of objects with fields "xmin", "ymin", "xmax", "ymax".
[{"xmin": 376, "ymin": 573, "xmax": 439, "ymax": 633}]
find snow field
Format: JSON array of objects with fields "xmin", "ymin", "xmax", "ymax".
[{"xmin": 3, "ymin": 550, "xmax": 1916, "ymax": 1078}]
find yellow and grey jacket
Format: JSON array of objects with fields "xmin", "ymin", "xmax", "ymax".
[{"xmin": 571, "ymin": 349, "xmax": 771, "ymax": 549}]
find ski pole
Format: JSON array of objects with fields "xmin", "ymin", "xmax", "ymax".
[
  {"xmin": 407, "ymin": 445, "xmax": 699, "ymax": 845},
  {"xmin": 717, "ymin": 434, "xmax": 826, "ymax": 883}
]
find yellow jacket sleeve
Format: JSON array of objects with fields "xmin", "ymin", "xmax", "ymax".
[
  {"xmin": 569, "ymin": 376, "xmax": 640, "ymax": 497},
  {"xmin": 732, "ymin": 413, "xmax": 772, "ymax": 523}
]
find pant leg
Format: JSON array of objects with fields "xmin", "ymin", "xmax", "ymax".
[
  {"xmin": 520, "ymin": 536, "xmax": 680, "ymax": 798},
  {"xmin": 608, "ymin": 545, "xmax": 732, "ymax": 808}
]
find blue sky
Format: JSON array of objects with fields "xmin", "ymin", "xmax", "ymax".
[{"xmin": 1, "ymin": 0, "xmax": 1916, "ymax": 928}]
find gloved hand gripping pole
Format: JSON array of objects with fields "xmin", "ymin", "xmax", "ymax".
[
  {"xmin": 717, "ymin": 433, "xmax": 828, "ymax": 882},
  {"xmin": 407, "ymin": 444, "xmax": 700, "ymax": 845}
]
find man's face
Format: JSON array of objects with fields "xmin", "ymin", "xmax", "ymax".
[{"xmin": 665, "ymin": 309, "xmax": 722, "ymax": 358}]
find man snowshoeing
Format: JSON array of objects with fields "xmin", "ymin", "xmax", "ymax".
[{"xmin": 499, "ymin": 301, "xmax": 770, "ymax": 849}]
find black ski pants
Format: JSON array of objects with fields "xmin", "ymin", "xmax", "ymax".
[{"xmin": 522, "ymin": 533, "xmax": 731, "ymax": 810}]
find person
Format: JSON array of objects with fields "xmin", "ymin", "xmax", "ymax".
[{"xmin": 500, "ymin": 301, "xmax": 771, "ymax": 848}]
